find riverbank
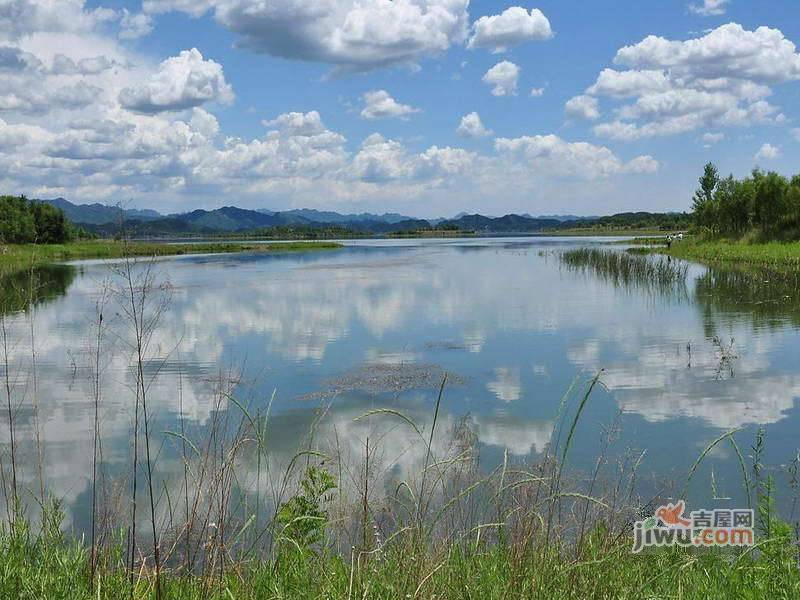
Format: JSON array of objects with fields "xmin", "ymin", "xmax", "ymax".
[
  {"xmin": 2, "ymin": 513, "xmax": 796, "ymax": 599},
  {"xmin": 658, "ymin": 238, "xmax": 800, "ymax": 269},
  {"xmin": 546, "ymin": 227, "xmax": 673, "ymax": 236},
  {"xmin": 0, "ymin": 240, "xmax": 342, "ymax": 271}
]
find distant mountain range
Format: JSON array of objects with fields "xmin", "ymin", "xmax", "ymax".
[
  {"xmin": 38, "ymin": 198, "xmax": 689, "ymax": 236},
  {"xmin": 39, "ymin": 198, "xmax": 163, "ymax": 224},
  {"xmin": 257, "ymin": 208, "xmax": 414, "ymax": 225}
]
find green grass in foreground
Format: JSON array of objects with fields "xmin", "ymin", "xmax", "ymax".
[
  {"xmin": 659, "ymin": 238, "xmax": 800, "ymax": 269},
  {"xmin": 0, "ymin": 240, "xmax": 342, "ymax": 270},
  {"xmin": 1, "ymin": 514, "xmax": 798, "ymax": 600}
]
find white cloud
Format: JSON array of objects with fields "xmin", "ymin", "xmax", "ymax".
[
  {"xmin": 456, "ymin": 111, "xmax": 492, "ymax": 137},
  {"xmin": 352, "ymin": 133, "xmax": 475, "ymax": 182},
  {"xmin": 49, "ymin": 54, "xmax": 116, "ymax": 75},
  {"xmin": 119, "ymin": 9, "xmax": 154, "ymax": 40},
  {"xmin": 700, "ymin": 132, "xmax": 725, "ymax": 145},
  {"xmin": 482, "ymin": 60, "xmax": 519, "ymax": 96},
  {"xmin": 688, "ymin": 0, "xmax": 729, "ymax": 16},
  {"xmin": 587, "ymin": 68, "xmax": 671, "ymax": 97},
  {"xmin": 495, "ymin": 134, "xmax": 658, "ymax": 178},
  {"xmin": 565, "ymin": 94, "xmax": 599, "ymax": 120},
  {"xmin": 792, "ymin": 128, "xmax": 800, "ymax": 142},
  {"xmin": 755, "ymin": 143, "xmax": 779, "ymax": 161},
  {"xmin": 360, "ymin": 90, "xmax": 420, "ymax": 120},
  {"xmin": 353, "ymin": 134, "xmax": 417, "ymax": 182},
  {"xmin": 0, "ymin": 0, "xmax": 116, "ymax": 39},
  {"xmin": 119, "ymin": 48, "xmax": 233, "ymax": 113},
  {"xmin": 468, "ymin": 6, "xmax": 552, "ymax": 53},
  {"xmin": 614, "ymin": 24, "xmax": 800, "ymax": 83},
  {"xmin": 261, "ymin": 111, "xmax": 327, "ymax": 136},
  {"xmin": 529, "ymin": 87, "xmax": 545, "ymax": 97},
  {"xmin": 586, "ymin": 24, "xmax": 798, "ymax": 141},
  {"xmin": 143, "ymin": 0, "xmax": 470, "ymax": 73},
  {"xmin": 623, "ymin": 155, "xmax": 660, "ymax": 174}
]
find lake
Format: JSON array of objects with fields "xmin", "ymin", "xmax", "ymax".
[{"xmin": 1, "ymin": 237, "xmax": 798, "ymax": 535}]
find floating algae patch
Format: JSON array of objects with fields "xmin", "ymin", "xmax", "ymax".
[{"xmin": 299, "ymin": 362, "xmax": 465, "ymax": 400}]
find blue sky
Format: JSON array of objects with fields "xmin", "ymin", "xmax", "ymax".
[{"xmin": 2, "ymin": 0, "xmax": 799, "ymax": 217}]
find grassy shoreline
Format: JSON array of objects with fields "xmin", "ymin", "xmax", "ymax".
[
  {"xmin": 0, "ymin": 240, "xmax": 343, "ymax": 271},
  {"xmin": 2, "ymin": 517, "xmax": 797, "ymax": 599},
  {"xmin": 544, "ymin": 227, "xmax": 672, "ymax": 237},
  {"xmin": 657, "ymin": 238, "xmax": 800, "ymax": 269}
]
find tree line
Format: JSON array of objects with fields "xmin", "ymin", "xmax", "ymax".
[
  {"xmin": 0, "ymin": 195, "xmax": 79, "ymax": 244},
  {"xmin": 692, "ymin": 163, "xmax": 800, "ymax": 239}
]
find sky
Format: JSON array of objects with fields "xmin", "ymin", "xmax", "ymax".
[{"xmin": 1, "ymin": 0, "xmax": 799, "ymax": 217}]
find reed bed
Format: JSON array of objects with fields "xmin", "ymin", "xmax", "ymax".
[{"xmin": 559, "ymin": 247, "xmax": 689, "ymax": 298}]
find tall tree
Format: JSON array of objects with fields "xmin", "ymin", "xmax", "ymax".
[{"xmin": 692, "ymin": 162, "xmax": 720, "ymax": 230}]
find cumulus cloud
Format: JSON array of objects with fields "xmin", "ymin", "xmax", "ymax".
[
  {"xmin": 583, "ymin": 24, "xmax": 798, "ymax": 141},
  {"xmin": 360, "ymin": 90, "xmax": 420, "ymax": 120},
  {"xmin": 792, "ymin": 128, "xmax": 800, "ymax": 142},
  {"xmin": 565, "ymin": 94, "xmax": 599, "ymax": 120},
  {"xmin": 0, "ymin": 46, "xmax": 41, "ymax": 71},
  {"xmin": 144, "ymin": 0, "xmax": 470, "ymax": 73},
  {"xmin": 700, "ymin": 132, "xmax": 725, "ymax": 146},
  {"xmin": 119, "ymin": 9, "xmax": 154, "ymax": 40},
  {"xmin": 587, "ymin": 68, "xmax": 670, "ymax": 97},
  {"xmin": 482, "ymin": 60, "xmax": 519, "ymax": 96},
  {"xmin": 688, "ymin": 0, "xmax": 728, "ymax": 16},
  {"xmin": 468, "ymin": 6, "xmax": 552, "ymax": 53},
  {"xmin": 50, "ymin": 54, "xmax": 115, "ymax": 75},
  {"xmin": 495, "ymin": 134, "xmax": 658, "ymax": 178},
  {"xmin": 613, "ymin": 24, "xmax": 800, "ymax": 82},
  {"xmin": 261, "ymin": 111, "xmax": 327, "ymax": 136},
  {"xmin": 456, "ymin": 112, "xmax": 492, "ymax": 137},
  {"xmin": 119, "ymin": 48, "xmax": 233, "ymax": 113},
  {"xmin": 353, "ymin": 133, "xmax": 475, "ymax": 182},
  {"xmin": 0, "ymin": 0, "xmax": 116, "ymax": 39},
  {"xmin": 755, "ymin": 143, "xmax": 779, "ymax": 161},
  {"xmin": 529, "ymin": 87, "xmax": 545, "ymax": 97}
]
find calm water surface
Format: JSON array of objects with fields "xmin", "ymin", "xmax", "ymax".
[{"xmin": 1, "ymin": 237, "xmax": 799, "ymax": 531}]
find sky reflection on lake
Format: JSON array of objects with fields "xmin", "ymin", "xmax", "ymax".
[{"xmin": 1, "ymin": 237, "xmax": 798, "ymax": 530}]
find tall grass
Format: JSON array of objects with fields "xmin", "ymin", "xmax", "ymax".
[
  {"xmin": 560, "ymin": 247, "xmax": 689, "ymax": 299},
  {"xmin": 0, "ymin": 378, "xmax": 798, "ymax": 598},
  {"xmin": 663, "ymin": 237, "xmax": 800, "ymax": 269}
]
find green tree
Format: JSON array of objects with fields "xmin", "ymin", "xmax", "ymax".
[
  {"xmin": 753, "ymin": 171, "xmax": 790, "ymax": 232},
  {"xmin": 31, "ymin": 202, "xmax": 71, "ymax": 243},
  {"xmin": 692, "ymin": 162, "xmax": 720, "ymax": 230},
  {"xmin": 0, "ymin": 196, "xmax": 73, "ymax": 244}
]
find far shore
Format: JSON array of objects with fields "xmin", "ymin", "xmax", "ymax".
[{"xmin": 0, "ymin": 240, "xmax": 343, "ymax": 272}]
